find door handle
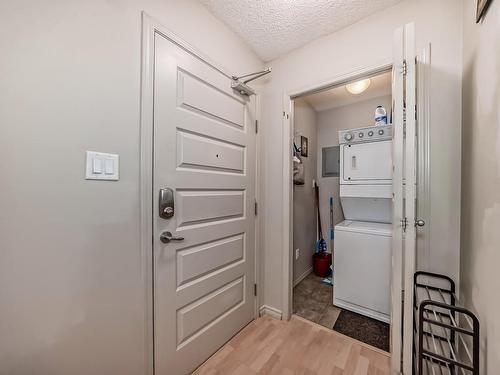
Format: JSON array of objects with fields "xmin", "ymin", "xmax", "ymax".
[
  {"xmin": 415, "ymin": 219, "xmax": 425, "ymax": 227},
  {"xmin": 351, "ymin": 155, "xmax": 357, "ymax": 169},
  {"xmin": 160, "ymin": 231, "xmax": 184, "ymax": 244}
]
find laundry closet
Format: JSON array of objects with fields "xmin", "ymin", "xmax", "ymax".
[{"xmin": 292, "ymin": 70, "xmax": 393, "ymax": 350}]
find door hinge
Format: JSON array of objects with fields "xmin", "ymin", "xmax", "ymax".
[
  {"xmin": 283, "ymin": 111, "xmax": 289, "ymax": 119},
  {"xmin": 401, "ymin": 217, "xmax": 408, "ymax": 232},
  {"xmin": 255, "ymin": 119, "xmax": 258, "ymax": 134},
  {"xmin": 254, "ymin": 200, "xmax": 258, "ymax": 216},
  {"xmin": 254, "ymin": 283, "xmax": 257, "ymax": 296},
  {"xmin": 402, "ymin": 60, "xmax": 408, "ymax": 76}
]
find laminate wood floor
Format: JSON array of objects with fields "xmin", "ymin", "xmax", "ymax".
[{"xmin": 193, "ymin": 315, "xmax": 391, "ymax": 375}]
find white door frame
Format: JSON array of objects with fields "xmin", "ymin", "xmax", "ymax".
[
  {"xmin": 282, "ymin": 61, "xmax": 393, "ymax": 322},
  {"xmin": 402, "ymin": 23, "xmax": 417, "ymax": 375},
  {"xmin": 140, "ymin": 12, "xmax": 262, "ymax": 375},
  {"xmin": 391, "ymin": 25, "xmax": 406, "ymax": 372},
  {"xmin": 282, "ymin": 55, "xmax": 430, "ymax": 375},
  {"xmin": 416, "ymin": 45, "xmax": 431, "ymax": 273}
]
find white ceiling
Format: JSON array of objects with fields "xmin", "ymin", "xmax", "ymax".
[
  {"xmin": 198, "ymin": 0, "xmax": 402, "ymax": 61},
  {"xmin": 303, "ymin": 71, "xmax": 392, "ymax": 112}
]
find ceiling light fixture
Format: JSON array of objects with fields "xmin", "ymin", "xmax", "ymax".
[{"xmin": 346, "ymin": 79, "xmax": 371, "ymax": 95}]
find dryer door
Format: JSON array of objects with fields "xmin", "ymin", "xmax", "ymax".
[{"xmin": 341, "ymin": 140, "xmax": 392, "ymax": 183}]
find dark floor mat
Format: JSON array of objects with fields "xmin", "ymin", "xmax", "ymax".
[{"xmin": 333, "ymin": 309, "xmax": 390, "ymax": 352}]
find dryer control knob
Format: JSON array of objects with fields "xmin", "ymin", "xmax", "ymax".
[
  {"xmin": 358, "ymin": 132, "xmax": 364, "ymax": 138},
  {"xmin": 368, "ymin": 131, "xmax": 374, "ymax": 136},
  {"xmin": 378, "ymin": 129, "xmax": 384, "ymax": 135},
  {"xmin": 344, "ymin": 132, "xmax": 353, "ymax": 141}
]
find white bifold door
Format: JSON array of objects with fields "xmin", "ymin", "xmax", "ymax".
[
  {"xmin": 152, "ymin": 31, "xmax": 257, "ymax": 374},
  {"xmin": 391, "ymin": 23, "xmax": 418, "ymax": 375}
]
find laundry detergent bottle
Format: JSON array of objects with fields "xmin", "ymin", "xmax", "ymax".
[{"xmin": 374, "ymin": 105, "xmax": 388, "ymax": 126}]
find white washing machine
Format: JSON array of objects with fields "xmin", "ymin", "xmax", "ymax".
[
  {"xmin": 334, "ymin": 124, "xmax": 393, "ymax": 323},
  {"xmin": 333, "ymin": 220, "xmax": 392, "ymax": 323}
]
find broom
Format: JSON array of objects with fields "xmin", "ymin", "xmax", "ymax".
[{"xmin": 314, "ymin": 182, "xmax": 327, "ymax": 252}]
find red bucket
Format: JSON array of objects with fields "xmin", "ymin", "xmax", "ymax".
[{"xmin": 313, "ymin": 252, "xmax": 332, "ymax": 277}]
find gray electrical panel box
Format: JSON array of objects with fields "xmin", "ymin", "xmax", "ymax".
[{"xmin": 322, "ymin": 146, "xmax": 340, "ymax": 177}]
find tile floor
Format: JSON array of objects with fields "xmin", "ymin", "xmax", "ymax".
[{"xmin": 293, "ymin": 272, "xmax": 341, "ymax": 328}]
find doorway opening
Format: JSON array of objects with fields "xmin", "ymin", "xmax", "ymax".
[{"xmin": 290, "ymin": 69, "xmax": 393, "ymax": 352}]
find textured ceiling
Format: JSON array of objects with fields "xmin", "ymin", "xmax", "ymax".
[
  {"xmin": 198, "ymin": 0, "xmax": 402, "ymax": 61},
  {"xmin": 303, "ymin": 71, "xmax": 391, "ymax": 112}
]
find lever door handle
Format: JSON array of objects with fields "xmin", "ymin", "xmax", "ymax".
[{"xmin": 160, "ymin": 231, "xmax": 184, "ymax": 244}]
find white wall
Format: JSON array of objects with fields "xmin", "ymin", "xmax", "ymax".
[
  {"xmin": 316, "ymin": 95, "xmax": 392, "ymax": 253},
  {"xmin": 260, "ymin": 0, "xmax": 463, "ymax": 315},
  {"xmin": 460, "ymin": 0, "xmax": 500, "ymax": 372},
  {"xmin": 292, "ymin": 99, "xmax": 317, "ymax": 284},
  {"xmin": 0, "ymin": 1, "xmax": 262, "ymax": 374}
]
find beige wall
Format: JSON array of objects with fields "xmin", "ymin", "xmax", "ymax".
[
  {"xmin": 261, "ymin": 0, "xmax": 463, "ymax": 315},
  {"xmin": 0, "ymin": 1, "xmax": 262, "ymax": 374},
  {"xmin": 292, "ymin": 99, "xmax": 317, "ymax": 284},
  {"xmin": 461, "ymin": 0, "xmax": 500, "ymax": 373},
  {"xmin": 316, "ymin": 95, "xmax": 392, "ymax": 253}
]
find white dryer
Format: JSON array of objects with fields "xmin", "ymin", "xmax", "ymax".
[
  {"xmin": 334, "ymin": 124, "xmax": 393, "ymax": 323},
  {"xmin": 339, "ymin": 124, "xmax": 393, "ymax": 223}
]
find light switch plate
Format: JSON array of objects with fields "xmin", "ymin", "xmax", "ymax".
[{"xmin": 86, "ymin": 151, "xmax": 119, "ymax": 181}]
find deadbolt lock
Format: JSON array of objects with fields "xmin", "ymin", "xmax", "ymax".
[{"xmin": 159, "ymin": 188, "xmax": 174, "ymax": 219}]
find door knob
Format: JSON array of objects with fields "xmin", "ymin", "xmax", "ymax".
[
  {"xmin": 160, "ymin": 231, "xmax": 184, "ymax": 244},
  {"xmin": 415, "ymin": 219, "xmax": 425, "ymax": 227}
]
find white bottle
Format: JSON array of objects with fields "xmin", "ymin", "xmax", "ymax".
[{"xmin": 375, "ymin": 105, "xmax": 387, "ymax": 126}]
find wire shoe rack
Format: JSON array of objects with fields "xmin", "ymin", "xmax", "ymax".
[{"xmin": 413, "ymin": 271, "xmax": 480, "ymax": 375}]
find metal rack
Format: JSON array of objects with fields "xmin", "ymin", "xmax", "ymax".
[{"xmin": 413, "ymin": 271, "xmax": 480, "ymax": 375}]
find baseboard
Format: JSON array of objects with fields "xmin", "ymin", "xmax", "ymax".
[
  {"xmin": 259, "ymin": 305, "xmax": 282, "ymax": 320},
  {"xmin": 293, "ymin": 267, "xmax": 313, "ymax": 287},
  {"xmin": 333, "ymin": 297, "xmax": 390, "ymax": 324}
]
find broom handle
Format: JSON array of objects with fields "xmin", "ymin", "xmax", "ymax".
[{"xmin": 315, "ymin": 183, "xmax": 324, "ymax": 240}]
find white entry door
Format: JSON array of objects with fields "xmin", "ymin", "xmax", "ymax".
[
  {"xmin": 391, "ymin": 23, "xmax": 417, "ymax": 375},
  {"xmin": 153, "ymin": 31, "xmax": 257, "ymax": 375}
]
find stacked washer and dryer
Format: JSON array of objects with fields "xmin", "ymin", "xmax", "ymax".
[{"xmin": 334, "ymin": 124, "xmax": 393, "ymax": 323}]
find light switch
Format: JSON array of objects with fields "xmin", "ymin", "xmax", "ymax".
[
  {"xmin": 92, "ymin": 157, "xmax": 103, "ymax": 174},
  {"xmin": 104, "ymin": 158, "xmax": 114, "ymax": 175},
  {"xmin": 86, "ymin": 151, "xmax": 119, "ymax": 181}
]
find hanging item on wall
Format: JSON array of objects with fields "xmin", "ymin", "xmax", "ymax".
[
  {"xmin": 293, "ymin": 142, "xmax": 304, "ymax": 185},
  {"xmin": 300, "ymin": 136, "xmax": 308, "ymax": 157},
  {"xmin": 293, "ymin": 160, "xmax": 304, "ymax": 185},
  {"xmin": 476, "ymin": 0, "xmax": 493, "ymax": 22}
]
